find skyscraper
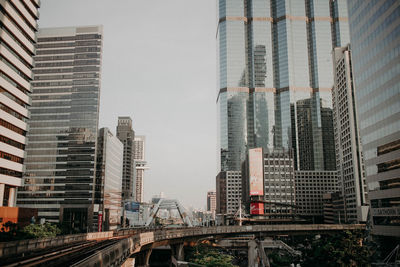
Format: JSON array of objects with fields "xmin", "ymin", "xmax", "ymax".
[
  {"xmin": 133, "ymin": 135, "xmax": 148, "ymax": 203},
  {"xmin": 332, "ymin": 45, "xmax": 368, "ymax": 223},
  {"xmin": 116, "ymin": 116, "xmax": 135, "ymax": 202},
  {"xmin": 16, "ymin": 26, "xmax": 103, "ymax": 232},
  {"xmin": 95, "ymin": 128, "xmax": 123, "ymax": 231},
  {"xmin": 217, "ymin": 0, "xmax": 349, "ymax": 214},
  {"xmin": 347, "ymin": 1, "xmax": 400, "ymax": 236},
  {"xmin": 0, "ymin": 0, "xmax": 40, "ymax": 207}
]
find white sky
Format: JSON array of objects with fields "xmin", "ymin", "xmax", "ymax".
[{"xmin": 38, "ymin": 0, "xmax": 218, "ymax": 210}]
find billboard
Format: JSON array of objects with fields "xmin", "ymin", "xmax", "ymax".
[
  {"xmin": 249, "ymin": 148, "xmax": 264, "ymax": 196},
  {"xmin": 124, "ymin": 202, "xmax": 140, "ymax": 212},
  {"xmin": 250, "ymin": 202, "xmax": 264, "ymax": 215}
]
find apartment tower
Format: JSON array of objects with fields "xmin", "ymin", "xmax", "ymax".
[
  {"xmin": 217, "ymin": 0, "xmax": 349, "ymax": 214},
  {"xmin": 16, "ymin": 26, "xmax": 103, "ymax": 232},
  {"xmin": 0, "ymin": 0, "xmax": 40, "ymax": 207},
  {"xmin": 347, "ymin": 0, "xmax": 400, "ymax": 236}
]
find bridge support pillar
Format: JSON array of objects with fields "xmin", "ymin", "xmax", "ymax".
[
  {"xmin": 171, "ymin": 243, "xmax": 185, "ymax": 261},
  {"xmin": 135, "ymin": 249, "xmax": 152, "ymax": 267}
]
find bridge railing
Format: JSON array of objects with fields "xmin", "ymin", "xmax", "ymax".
[{"xmin": 0, "ymin": 231, "xmax": 114, "ymax": 258}]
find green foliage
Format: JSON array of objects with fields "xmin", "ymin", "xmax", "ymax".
[
  {"xmin": 22, "ymin": 223, "xmax": 61, "ymax": 238},
  {"xmin": 269, "ymin": 252, "xmax": 295, "ymax": 267},
  {"xmin": 187, "ymin": 245, "xmax": 238, "ymax": 267},
  {"xmin": 0, "ymin": 221, "xmax": 61, "ymax": 241},
  {"xmin": 301, "ymin": 230, "xmax": 376, "ymax": 267}
]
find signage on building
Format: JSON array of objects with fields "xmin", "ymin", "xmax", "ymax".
[
  {"xmin": 250, "ymin": 202, "xmax": 264, "ymax": 215},
  {"xmin": 249, "ymin": 148, "xmax": 264, "ymax": 196},
  {"xmin": 125, "ymin": 202, "xmax": 140, "ymax": 212},
  {"xmin": 98, "ymin": 212, "xmax": 103, "ymax": 232}
]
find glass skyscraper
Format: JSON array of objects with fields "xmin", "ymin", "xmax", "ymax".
[
  {"xmin": 16, "ymin": 26, "xmax": 103, "ymax": 232},
  {"xmin": 347, "ymin": 0, "xmax": 400, "ymax": 237},
  {"xmin": 217, "ymin": 0, "xmax": 349, "ymax": 214},
  {"xmin": 217, "ymin": 1, "xmax": 349, "ymax": 170}
]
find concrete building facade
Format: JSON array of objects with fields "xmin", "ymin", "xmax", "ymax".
[
  {"xmin": 0, "ymin": 0, "xmax": 40, "ymax": 207},
  {"xmin": 295, "ymin": 170, "xmax": 339, "ymax": 222},
  {"xmin": 16, "ymin": 26, "xmax": 103, "ymax": 232},
  {"xmin": 207, "ymin": 190, "xmax": 216, "ymax": 213},
  {"xmin": 332, "ymin": 45, "xmax": 368, "ymax": 223}
]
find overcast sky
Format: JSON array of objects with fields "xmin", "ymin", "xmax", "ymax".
[{"xmin": 38, "ymin": 0, "xmax": 218, "ymax": 209}]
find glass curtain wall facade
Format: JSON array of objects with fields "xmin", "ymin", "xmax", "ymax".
[
  {"xmin": 217, "ymin": 0, "xmax": 349, "ymax": 214},
  {"xmin": 0, "ymin": 0, "xmax": 40, "ymax": 207},
  {"xmin": 17, "ymin": 26, "xmax": 103, "ymax": 232},
  {"xmin": 347, "ymin": 0, "xmax": 400, "ymax": 236},
  {"xmin": 95, "ymin": 128, "xmax": 123, "ymax": 231}
]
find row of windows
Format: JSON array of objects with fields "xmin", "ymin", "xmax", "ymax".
[
  {"xmin": 37, "ymin": 34, "xmax": 101, "ymax": 43},
  {"xmin": 34, "ymin": 53, "xmax": 100, "ymax": 62},
  {"xmin": 0, "ymin": 118, "xmax": 26, "ymax": 136},
  {"xmin": 0, "ymin": 166, "xmax": 22, "ymax": 178},
  {"xmin": 0, "ymin": 135, "xmax": 24, "ymax": 150},
  {"xmin": 0, "ymin": 150, "xmax": 23, "ymax": 163}
]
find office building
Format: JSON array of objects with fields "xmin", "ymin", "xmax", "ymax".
[
  {"xmin": 133, "ymin": 135, "xmax": 148, "ymax": 203},
  {"xmin": 216, "ymin": 0, "xmax": 349, "ymax": 213},
  {"xmin": 216, "ymin": 171, "xmax": 241, "ymax": 215},
  {"xmin": 323, "ymin": 192, "xmax": 345, "ymax": 224},
  {"xmin": 332, "ymin": 45, "xmax": 368, "ymax": 223},
  {"xmin": 242, "ymin": 148, "xmax": 295, "ymax": 221},
  {"xmin": 17, "ymin": 26, "xmax": 103, "ymax": 232},
  {"xmin": 95, "ymin": 128, "xmax": 123, "ymax": 231},
  {"xmin": 0, "ymin": 0, "xmax": 40, "ymax": 207},
  {"xmin": 207, "ymin": 190, "xmax": 216, "ymax": 213},
  {"xmin": 347, "ymin": 0, "xmax": 400, "ymax": 236},
  {"xmin": 116, "ymin": 116, "xmax": 135, "ymax": 201},
  {"xmin": 295, "ymin": 170, "xmax": 339, "ymax": 222}
]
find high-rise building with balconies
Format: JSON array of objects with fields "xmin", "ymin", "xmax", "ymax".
[{"xmin": 0, "ymin": 0, "xmax": 40, "ymax": 207}]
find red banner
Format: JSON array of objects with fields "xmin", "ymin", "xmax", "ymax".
[{"xmin": 98, "ymin": 213, "xmax": 103, "ymax": 232}]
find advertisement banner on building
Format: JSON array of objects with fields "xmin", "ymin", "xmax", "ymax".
[
  {"xmin": 98, "ymin": 212, "xmax": 103, "ymax": 232},
  {"xmin": 249, "ymin": 148, "xmax": 264, "ymax": 196},
  {"xmin": 250, "ymin": 202, "xmax": 264, "ymax": 215},
  {"xmin": 125, "ymin": 202, "xmax": 140, "ymax": 212}
]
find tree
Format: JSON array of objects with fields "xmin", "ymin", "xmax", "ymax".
[
  {"xmin": 22, "ymin": 223, "xmax": 61, "ymax": 239},
  {"xmin": 301, "ymin": 230, "xmax": 375, "ymax": 267},
  {"xmin": 187, "ymin": 245, "xmax": 239, "ymax": 267}
]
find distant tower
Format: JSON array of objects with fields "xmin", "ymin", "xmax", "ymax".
[
  {"xmin": 133, "ymin": 135, "xmax": 148, "ymax": 203},
  {"xmin": 116, "ymin": 117, "xmax": 135, "ymax": 201},
  {"xmin": 95, "ymin": 128, "xmax": 123, "ymax": 231},
  {"xmin": 207, "ymin": 191, "xmax": 216, "ymax": 213}
]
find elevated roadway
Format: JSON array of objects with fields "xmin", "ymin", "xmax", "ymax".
[{"xmin": 0, "ymin": 224, "xmax": 365, "ymax": 267}]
